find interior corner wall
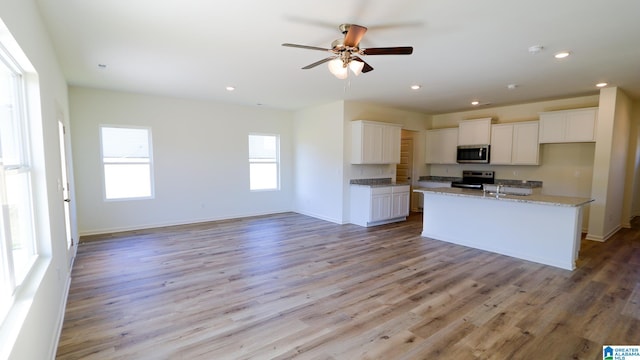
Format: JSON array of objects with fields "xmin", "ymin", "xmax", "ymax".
[
  {"xmin": 587, "ymin": 87, "xmax": 632, "ymax": 241},
  {"xmin": 293, "ymin": 101, "xmax": 346, "ymax": 224},
  {"xmin": 631, "ymin": 100, "xmax": 640, "ymax": 218},
  {"xmin": 342, "ymin": 101, "xmax": 430, "ymax": 218},
  {"xmin": 622, "ymin": 98, "xmax": 640, "ymax": 226},
  {"xmin": 69, "ymin": 87, "xmax": 295, "ymax": 235}
]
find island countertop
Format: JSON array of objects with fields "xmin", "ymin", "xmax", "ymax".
[{"xmin": 414, "ymin": 187, "xmax": 593, "ymax": 207}]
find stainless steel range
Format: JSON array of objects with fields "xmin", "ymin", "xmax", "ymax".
[{"xmin": 451, "ymin": 170, "xmax": 495, "ymax": 190}]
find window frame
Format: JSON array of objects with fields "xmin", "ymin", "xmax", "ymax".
[
  {"xmin": 248, "ymin": 133, "xmax": 280, "ymax": 192},
  {"xmin": 99, "ymin": 125, "xmax": 155, "ymax": 201},
  {"xmin": 0, "ymin": 41, "xmax": 38, "ymax": 323}
]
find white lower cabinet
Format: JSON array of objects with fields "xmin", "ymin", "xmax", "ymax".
[
  {"xmin": 391, "ymin": 187, "xmax": 411, "ymax": 219},
  {"xmin": 350, "ymin": 185, "xmax": 410, "ymax": 227}
]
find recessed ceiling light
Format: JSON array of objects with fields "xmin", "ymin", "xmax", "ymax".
[
  {"xmin": 226, "ymin": 86, "xmax": 235, "ymax": 91},
  {"xmin": 471, "ymin": 101, "xmax": 480, "ymax": 106},
  {"xmin": 554, "ymin": 51, "xmax": 571, "ymax": 59},
  {"xmin": 410, "ymin": 85, "xmax": 421, "ymax": 90},
  {"xmin": 596, "ymin": 82, "xmax": 608, "ymax": 88}
]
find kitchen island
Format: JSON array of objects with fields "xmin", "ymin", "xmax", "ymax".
[{"xmin": 414, "ymin": 187, "xmax": 593, "ymax": 270}]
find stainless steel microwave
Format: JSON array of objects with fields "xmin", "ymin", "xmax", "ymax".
[{"xmin": 457, "ymin": 144, "xmax": 490, "ymax": 163}]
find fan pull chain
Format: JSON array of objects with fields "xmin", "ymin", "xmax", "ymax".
[{"xmin": 344, "ymin": 78, "xmax": 351, "ymax": 93}]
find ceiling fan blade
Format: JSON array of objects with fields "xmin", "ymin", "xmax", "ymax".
[
  {"xmin": 282, "ymin": 43, "xmax": 331, "ymax": 52},
  {"xmin": 343, "ymin": 24, "xmax": 367, "ymax": 47},
  {"xmin": 352, "ymin": 57, "xmax": 374, "ymax": 73},
  {"xmin": 302, "ymin": 57, "xmax": 336, "ymax": 69},
  {"xmin": 362, "ymin": 46, "xmax": 413, "ymax": 55}
]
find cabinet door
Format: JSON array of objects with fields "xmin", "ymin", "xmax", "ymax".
[
  {"xmin": 490, "ymin": 124, "xmax": 513, "ymax": 164},
  {"xmin": 458, "ymin": 118, "xmax": 492, "ymax": 145},
  {"xmin": 566, "ymin": 108, "xmax": 597, "ymax": 142},
  {"xmin": 512, "ymin": 122, "xmax": 539, "ymax": 164},
  {"xmin": 538, "ymin": 112, "xmax": 566, "ymax": 143},
  {"xmin": 371, "ymin": 193, "xmax": 392, "ymax": 222},
  {"xmin": 362, "ymin": 123, "xmax": 384, "ymax": 163},
  {"xmin": 382, "ymin": 125, "xmax": 401, "ymax": 164},
  {"xmin": 426, "ymin": 128, "xmax": 458, "ymax": 164},
  {"xmin": 391, "ymin": 191, "xmax": 410, "ymax": 218},
  {"xmin": 352, "ymin": 121, "xmax": 402, "ymax": 164}
]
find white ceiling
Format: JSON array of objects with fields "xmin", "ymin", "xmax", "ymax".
[{"xmin": 35, "ymin": 0, "xmax": 640, "ymax": 114}]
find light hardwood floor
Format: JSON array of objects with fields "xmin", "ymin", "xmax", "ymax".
[{"xmin": 57, "ymin": 212, "xmax": 640, "ymax": 359}]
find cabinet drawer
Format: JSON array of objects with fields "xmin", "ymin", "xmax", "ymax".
[
  {"xmin": 392, "ymin": 185, "xmax": 410, "ymax": 193},
  {"xmin": 371, "ymin": 186, "xmax": 393, "ymax": 195}
]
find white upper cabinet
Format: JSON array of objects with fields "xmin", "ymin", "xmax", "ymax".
[
  {"xmin": 351, "ymin": 120, "xmax": 402, "ymax": 164},
  {"xmin": 512, "ymin": 121, "xmax": 540, "ymax": 164},
  {"xmin": 490, "ymin": 121, "xmax": 539, "ymax": 165},
  {"xmin": 425, "ymin": 128, "xmax": 458, "ymax": 164},
  {"xmin": 489, "ymin": 124, "xmax": 513, "ymax": 164},
  {"xmin": 458, "ymin": 118, "xmax": 492, "ymax": 145},
  {"xmin": 539, "ymin": 107, "xmax": 598, "ymax": 143}
]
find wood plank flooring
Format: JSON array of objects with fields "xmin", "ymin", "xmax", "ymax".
[{"xmin": 56, "ymin": 212, "xmax": 640, "ymax": 359}]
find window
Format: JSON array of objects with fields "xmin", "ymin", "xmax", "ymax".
[
  {"xmin": 248, "ymin": 134, "xmax": 279, "ymax": 191},
  {"xmin": 100, "ymin": 126, "xmax": 153, "ymax": 200},
  {"xmin": 0, "ymin": 44, "xmax": 37, "ymax": 321}
]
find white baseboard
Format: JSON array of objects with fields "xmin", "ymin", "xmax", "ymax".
[
  {"xmin": 48, "ymin": 273, "xmax": 72, "ymax": 359},
  {"xmin": 586, "ymin": 224, "xmax": 622, "ymax": 242},
  {"xmin": 78, "ymin": 210, "xmax": 294, "ymax": 237}
]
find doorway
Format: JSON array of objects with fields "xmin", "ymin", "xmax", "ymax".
[{"xmin": 396, "ymin": 130, "xmax": 415, "ymax": 209}]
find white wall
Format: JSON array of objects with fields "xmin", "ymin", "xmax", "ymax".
[
  {"xmin": 631, "ymin": 100, "xmax": 640, "ymax": 218},
  {"xmin": 293, "ymin": 101, "xmax": 346, "ymax": 223},
  {"xmin": 70, "ymin": 87, "xmax": 295, "ymax": 235},
  {"xmin": 587, "ymin": 87, "xmax": 632, "ymax": 240},
  {"xmin": 291, "ymin": 100, "xmax": 430, "ymax": 224},
  {"xmin": 0, "ymin": 0, "xmax": 75, "ymax": 358}
]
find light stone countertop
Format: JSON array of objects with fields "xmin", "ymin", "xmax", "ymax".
[
  {"xmin": 414, "ymin": 187, "xmax": 593, "ymax": 207},
  {"xmin": 350, "ymin": 182, "xmax": 410, "ymax": 188}
]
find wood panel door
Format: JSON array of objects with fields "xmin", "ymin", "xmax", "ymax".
[
  {"xmin": 396, "ymin": 137, "xmax": 413, "ymax": 184},
  {"xmin": 396, "ymin": 131, "xmax": 414, "ymax": 210}
]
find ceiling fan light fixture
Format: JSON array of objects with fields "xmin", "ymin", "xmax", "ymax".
[
  {"xmin": 349, "ymin": 60, "xmax": 364, "ymax": 76},
  {"xmin": 328, "ymin": 58, "xmax": 348, "ymax": 79}
]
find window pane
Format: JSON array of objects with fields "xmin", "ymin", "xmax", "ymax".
[
  {"xmin": 0, "ymin": 59, "xmax": 23, "ymax": 167},
  {"xmin": 249, "ymin": 135, "xmax": 276, "ymax": 159},
  {"xmin": 5, "ymin": 171, "xmax": 35, "ymax": 284},
  {"xmin": 104, "ymin": 163, "xmax": 152, "ymax": 199},
  {"xmin": 249, "ymin": 163, "xmax": 278, "ymax": 190},
  {"xmin": 101, "ymin": 127, "xmax": 149, "ymax": 158}
]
